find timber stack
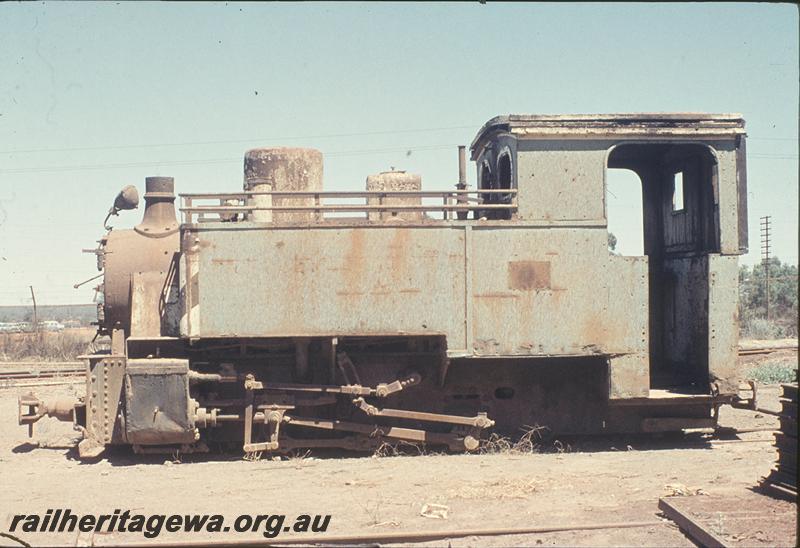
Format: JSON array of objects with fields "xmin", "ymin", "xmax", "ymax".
[{"xmin": 763, "ymin": 383, "xmax": 797, "ymax": 498}]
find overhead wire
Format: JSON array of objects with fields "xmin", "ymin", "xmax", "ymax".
[
  {"xmin": 0, "ymin": 120, "xmax": 793, "ymax": 157},
  {"xmin": 0, "ymin": 144, "xmax": 461, "ymax": 175},
  {"xmin": 0, "ymin": 125, "xmax": 476, "ymax": 155},
  {"xmin": 0, "ymin": 146, "xmax": 795, "ymax": 176}
]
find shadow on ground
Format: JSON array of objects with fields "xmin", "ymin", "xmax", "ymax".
[{"xmin": 10, "ymin": 426, "xmax": 770, "ymax": 466}]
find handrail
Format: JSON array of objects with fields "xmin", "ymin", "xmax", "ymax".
[
  {"xmin": 179, "ymin": 189, "xmax": 517, "ymax": 224},
  {"xmin": 182, "ymin": 204, "xmax": 514, "ymax": 212},
  {"xmin": 179, "ymin": 189, "xmax": 517, "ymax": 198}
]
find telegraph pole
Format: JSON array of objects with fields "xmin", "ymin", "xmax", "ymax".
[
  {"xmin": 29, "ymin": 285, "xmax": 38, "ymax": 333},
  {"xmin": 759, "ymin": 216, "xmax": 771, "ymax": 321}
]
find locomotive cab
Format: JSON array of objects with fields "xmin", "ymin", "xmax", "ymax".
[{"xmin": 471, "ymin": 114, "xmax": 747, "ymax": 400}]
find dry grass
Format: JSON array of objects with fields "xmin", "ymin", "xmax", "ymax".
[
  {"xmin": 359, "ymin": 498, "xmax": 385, "ymax": 526},
  {"xmin": 370, "ymin": 425, "xmax": 559, "ymax": 458},
  {"xmin": 372, "ymin": 440, "xmax": 429, "ymax": 458},
  {"xmin": 0, "ymin": 329, "xmax": 95, "ymax": 361},
  {"xmin": 480, "ymin": 424, "xmax": 550, "ymax": 454},
  {"xmin": 242, "ymin": 450, "xmax": 264, "ymax": 462},
  {"xmin": 286, "ymin": 449, "xmax": 312, "ymax": 461}
]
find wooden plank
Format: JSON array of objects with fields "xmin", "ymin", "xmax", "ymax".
[
  {"xmin": 774, "ymin": 433, "xmax": 798, "ymax": 453},
  {"xmin": 104, "ymin": 520, "xmax": 664, "ymax": 547},
  {"xmin": 768, "ymin": 469, "xmax": 798, "ymax": 488},
  {"xmin": 781, "ymin": 383, "xmax": 798, "ymax": 400},
  {"xmin": 658, "ymin": 497, "xmax": 728, "ymax": 548},
  {"xmin": 779, "ymin": 401, "xmax": 797, "ymax": 419},
  {"xmin": 777, "ymin": 453, "xmax": 798, "ymax": 471},
  {"xmin": 778, "ymin": 416, "xmax": 797, "ymax": 437},
  {"xmin": 642, "ymin": 417, "xmax": 716, "ymax": 432},
  {"xmin": 759, "ymin": 479, "xmax": 798, "ymax": 502}
]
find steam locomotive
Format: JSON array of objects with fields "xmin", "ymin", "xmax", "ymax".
[{"xmin": 19, "ymin": 114, "xmax": 754, "ymax": 458}]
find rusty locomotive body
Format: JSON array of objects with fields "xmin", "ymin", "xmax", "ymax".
[{"xmin": 20, "ymin": 114, "xmax": 754, "ymax": 458}]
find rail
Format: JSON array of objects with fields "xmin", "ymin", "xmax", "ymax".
[
  {"xmin": 0, "ymin": 364, "xmax": 85, "ymax": 388},
  {"xmin": 179, "ymin": 189, "xmax": 518, "ymax": 224}
]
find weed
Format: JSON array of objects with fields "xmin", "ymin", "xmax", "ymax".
[
  {"xmin": 480, "ymin": 424, "xmax": 549, "ymax": 454},
  {"xmin": 359, "ymin": 499, "xmax": 384, "ymax": 526},
  {"xmin": 372, "ymin": 441, "xmax": 426, "ymax": 458},
  {"xmin": 747, "ymin": 359, "xmax": 798, "ymax": 384},
  {"xmin": 287, "ymin": 449, "xmax": 312, "ymax": 461},
  {"xmin": 0, "ymin": 331, "xmax": 94, "ymax": 361},
  {"xmin": 713, "ymin": 512, "xmax": 725, "ymax": 537},
  {"xmin": 243, "ymin": 450, "xmax": 263, "ymax": 462},
  {"xmin": 553, "ymin": 439, "xmax": 572, "ymax": 453},
  {"xmin": 741, "ymin": 317, "xmax": 786, "ymax": 340}
]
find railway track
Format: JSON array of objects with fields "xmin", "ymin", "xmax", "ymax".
[
  {"xmin": 738, "ymin": 345, "xmax": 798, "ymax": 356},
  {"xmin": 0, "ymin": 368, "xmax": 84, "ymax": 379},
  {"xmin": 0, "ymin": 362, "xmax": 84, "ymax": 387}
]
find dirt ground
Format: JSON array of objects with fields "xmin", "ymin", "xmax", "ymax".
[{"xmin": 0, "ymin": 352, "xmax": 796, "ymax": 547}]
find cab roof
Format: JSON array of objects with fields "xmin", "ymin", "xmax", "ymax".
[{"xmin": 470, "ymin": 113, "xmax": 746, "ymax": 159}]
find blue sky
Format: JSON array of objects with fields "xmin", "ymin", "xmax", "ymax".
[{"xmin": 0, "ymin": 2, "xmax": 797, "ymax": 305}]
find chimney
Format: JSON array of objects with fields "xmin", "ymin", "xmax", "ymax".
[{"xmin": 135, "ymin": 176, "xmax": 178, "ymax": 237}]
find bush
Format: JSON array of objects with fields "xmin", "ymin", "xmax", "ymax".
[
  {"xmin": 746, "ymin": 359, "xmax": 798, "ymax": 385},
  {"xmin": 739, "ymin": 259, "xmax": 798, "ymax": 338},
  {"xmin": 741, "ymin": 317, "xmax": 785, "ymax": 340}
]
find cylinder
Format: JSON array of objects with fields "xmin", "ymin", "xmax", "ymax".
[
  {"xmin": 365, "ymin": 171, "xmax": 422, "ymax": 221},
  {"xmin": 244, "ymin": 178, "xmax": 273, "ymax": 223},
  {"xmin": 244, "ymin": 148, "xmax": 323, "ymax": 224}
]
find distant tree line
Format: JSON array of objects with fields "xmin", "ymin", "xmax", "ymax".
[
  {"xmin": 0, "ymin": 304, "xmax": 96, "ymax": 325},
  {"xmin": 739, "ymin": 257, "xmax": 798, "ymax": 338}
]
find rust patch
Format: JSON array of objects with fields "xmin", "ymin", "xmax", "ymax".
[
  {"xmin": 474, "ymin": 292, "xmax": 519, "ymax": 299},
  {"xmin": 293, "ymin": 256, "xmax": 311, "ymax": 275},
  {"xmin": 342, "ymin": 230, "xmax": 366, "ymax": 291},
  {"xmin": 369, "ymin": 288, "xmax": 392, "ymax": 296},
  {"xmin": 388, "ymin": 228, "xmax": 411, "ymax": 283},
  {"xmin": 580, "ymin": 311, "xmax": 607, "ymax": 346},
  {"xmin": 189, "ymin": 272, "xmax": 199, "ymax": 307},
  {"xmin": 508, "ymin": 261, "xmax": 551, "ymax": 290},
  {"xmin": 473, "ymin": 338, "xmax": 501, "ymax": 355}
]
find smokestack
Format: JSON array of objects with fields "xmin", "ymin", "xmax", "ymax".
[
  {"xmin": 135, "ymin": 176, "xmax": 178, "ymax": 237},
  {"xmin": 456, "ymin": 146, "xmax": 468, "ymax": 220},
  {"xmin": 458, "ymin": 146, "xmax": 467, "ymax": 187}
]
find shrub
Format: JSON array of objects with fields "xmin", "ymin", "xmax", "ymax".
[
  {"xmin": 746, "ymin": 358, "xmax": 798, "ymax": 385},
  {"xmin": 741, "ymin": 317, "xmax": 784, "ymax": 340}
]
